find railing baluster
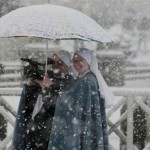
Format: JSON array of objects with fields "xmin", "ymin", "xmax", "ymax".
[
  {"xmin": 106, "ymin": 97, "xmax": 126, "ymax": 119},
  {"xmin": 0, "ymin": 105, "xmax": 15, "ymax": 126},
  {"xmin": 0, "ymin": 96, "xmax": 17, "ymax": 117},
  {"xmin": 107, "ymin": 120, "xmax": 126, "ymax": 143},
  {"xmin": 144, "ymin": 96, "xmax": 150, "ymax": 147},
  {"xmin": 0, "ymin": 133, "xmax": 13, "ymax": 150},
  {"xmin": 127, "ymin": 96, "xmax": 134, "ymax": 150},
  {"xmin": 109, "ymin": 102, "xmax": 138, "ymax": 134}
]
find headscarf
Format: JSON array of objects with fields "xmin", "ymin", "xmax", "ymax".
[
  {"xmin": 52, "ymin": 50, "xmax": 71, "ymax": 68},
  {"xmin": 51, "ymin": 50, "xmax": 78, "ymax": 78},
  {"xmin": 75, "ymin": 48, "xmax": 115, "ymax": 108},
  {"xmin": 32, "ymin": 50, "xmax": 77, "ymax": 119}
]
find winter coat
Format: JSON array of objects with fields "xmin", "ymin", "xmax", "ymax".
[
  {"xmin": 12, "ymin": 73, "xmax": 74, "ymax": 150},
  {"xmin": 12, "ymin": 83, "xmax": 41, "ymax": 150},
  {"xmin": 48, "ymin": 71, "xmax": 109, "ymax": 150}
]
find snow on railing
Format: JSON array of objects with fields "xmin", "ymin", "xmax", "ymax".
[
  {"xmin": 125, "ymin": 66, "xmax": 150, "ymax": 80},
  {"xmin": 0, "ymin": 87, "xmax": 150, "ymax": 150},
  {"xmin": 0, "ymin": 61, "xmax": 22, "ymax": 88}
]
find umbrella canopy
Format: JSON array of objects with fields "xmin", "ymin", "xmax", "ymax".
[{"xmin": 0, "ymin": 4, "xmax": 113, "ymax": 43}]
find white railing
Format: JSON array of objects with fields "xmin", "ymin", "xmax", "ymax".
[
  {"xmin": 109, "ymin": 88, "xmax": 150, "ymax": 150},
  {"xmin": 0, "ymin": 87, "xmax": 150, "ymax": 150}
]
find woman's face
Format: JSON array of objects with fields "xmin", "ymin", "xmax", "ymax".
[
  {"xmin": 72, "ymin": 53, "xmax": 89, "ymax": 75},
  {"xmin": 52, "ymin": 54, "xmax": 68, "ymax": 76}
]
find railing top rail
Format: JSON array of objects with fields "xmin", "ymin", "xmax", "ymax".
[
  {"xmin": 111, "ymin": 87, "xmax": 150, "ymax": 96},
  {"xmin": 0, "ymin": 87, "xmax": 150, "ymax": 96},
  {"xmin": 0, "ymin": 88, "xmax": 22, "ymax": 96}
]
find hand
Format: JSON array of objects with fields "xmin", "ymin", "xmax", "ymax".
[
  {"xmin": 42, "ymin": 73, "xmax": 53, "ymax": 88},
  {"xmin": 36, "ymin": 80, "xmax": 47, "ymax": 93},
  {"xmin": 26, "ymin": 78, "xmax": 35, "ymax": 86}
]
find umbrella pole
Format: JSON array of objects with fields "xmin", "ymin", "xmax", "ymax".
[{"xmin": 45, "ymin": 39, "xmax": 49, "ymax": 74}]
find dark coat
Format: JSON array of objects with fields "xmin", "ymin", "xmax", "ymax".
[
  {"xmin": 48, "ymin": 71, "xmax": 109, "ymax": 150},
  {"xmin": 12, "ymin": 73, "xmax": 74, "ymax": 150},
  {"xmin": 12, "ymin": 84, "xmax": 41, "ymax": 150}
]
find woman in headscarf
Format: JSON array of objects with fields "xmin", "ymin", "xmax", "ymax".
[
  {"xmin": 12, "ymin": 50, "xmax": 74, "ymax": 150},
  {"xmin": 48, "ymin": 48, "xmax": 115, "ymax": 150}
]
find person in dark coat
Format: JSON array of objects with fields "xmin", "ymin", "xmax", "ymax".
[
  {"xmin": 48, "ymin": 48, "xmax": 114, "ymax": 150},
  {"xmin": 12, "ymin": 50, "xmax": 75, "ymax": 150}
]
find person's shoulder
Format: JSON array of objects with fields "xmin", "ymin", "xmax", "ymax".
[
  {"xmin": 82, "ymin": 71, "xmax": 96, "ymax": 82},
  {"xmin": 79, "ymin": 71, "xmax": 97, "ymax": 87}
]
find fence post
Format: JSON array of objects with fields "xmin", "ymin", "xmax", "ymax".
[{"xmin": 127, "ymin": 96, "xmax": 134, "ymax": 150}]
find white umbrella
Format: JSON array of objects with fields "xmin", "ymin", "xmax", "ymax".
[
  {"xmin": 0, "ymin": 4, "xmax": 113, "ymax": 43},
  {"xmin": 0, "ymin": 4, "xmax": 115, "ymax": 72}
]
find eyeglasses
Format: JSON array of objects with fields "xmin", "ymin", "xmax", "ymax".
[{"xmin": 53, "ymin": 60, "xmax": 64, "ymax": 66}]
